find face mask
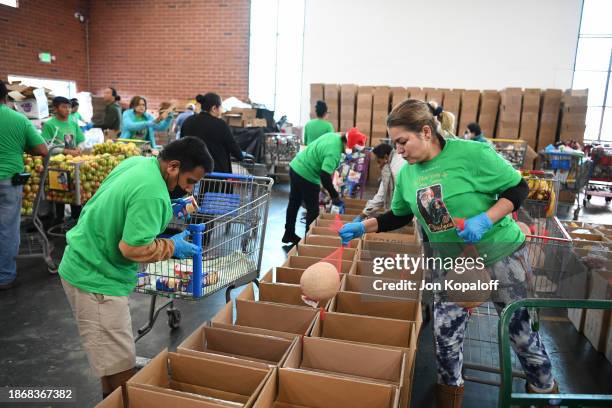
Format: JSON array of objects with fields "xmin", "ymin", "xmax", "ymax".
[
  {"xmin": 354, "ymin": 144, "xmax": 364, "ymax": 152},
  {"xmin": 463, "ymin": 132, "xmax": 470, "ymax": 140},
  {"xmin": 166, "ymin": 169, "xmax": 189, "ymax": 199}
]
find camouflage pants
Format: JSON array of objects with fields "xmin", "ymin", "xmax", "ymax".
[{"xmin": 432, "ymin": 245, "xmax": 554, "ymax": 389}]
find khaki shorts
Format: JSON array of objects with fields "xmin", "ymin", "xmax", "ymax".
[{"xmin": 61, "ymin": 278, "xmax": 136, "ymax": 377}]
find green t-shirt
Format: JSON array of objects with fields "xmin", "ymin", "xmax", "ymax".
[
  {"xmin": 391, "ymin": 138, "xmax": 524, "ymax": 264},
  {"xmin": 59, "ymin": 156, "xmax": 173, "ymax": 296},
  {"xmin": 290, "ymin": 132, "xmax": 343, "ymax": 184},
  {"xmin": 42, "ymin": 117, "xmax": 85, "ymax": 148},
  {"xmin": 304, "ymin": 118, "xmax": 334, "ymax": 145},
  {"xmin": 69, "ymin": 112, "xmax": 83, "ymax": 124},
  {"xmin": 0, "ymin": 104, "xmax": 45, "ymax": 180}
]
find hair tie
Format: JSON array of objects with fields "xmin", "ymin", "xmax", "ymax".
[{"xmin": 433, "ymin": 106, "xmax": 443, "ymax": 116}]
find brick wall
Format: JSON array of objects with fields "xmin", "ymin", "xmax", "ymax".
[
  {"xmin": 89, "ymin": 0, "xmax": 250, "ymax": 109},
  {"xmin": 0, "ymin": 0, "xmax": 89, "ymax": 90}
]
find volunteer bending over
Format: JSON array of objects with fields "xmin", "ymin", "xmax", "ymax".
[
  {"xmin": 339, "ymin": 100, "xmax": 556, "ymax": 408},
  {"xmin": 283, "ymin": 128, "xmax": 366, "ymax": 245},
  {"xmin": 354, "ymin": 143, "xmax": 404, "ymax": 221},
  {"xmin": 58, "ymin": 137, "xmax": 213, "ymax": 402}
]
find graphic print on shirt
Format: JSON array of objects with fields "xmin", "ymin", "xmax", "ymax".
[
  {"xmin": 64, "ymin": 133, "xmax": 75, "ymax": 149},
  {"xmin": 416, "ymin": 184, "xmax": 454, "ymax": 233}
]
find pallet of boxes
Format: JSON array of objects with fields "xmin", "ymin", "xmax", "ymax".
[
  {"xmin": 224, "ymin": 108, "xmax": 267, "ymax": 128},
  {"xmin": 561, "ymin": 220, "xmax": 612, "ymax": 366},
  {"xmin": 98, "ymin": 202, "xmax": 423, "ymax": 408}
]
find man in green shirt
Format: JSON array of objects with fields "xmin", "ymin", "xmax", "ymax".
[
  {"xmin": 58, "ymin": 136, "xmax": 213, "ymax": 401},
  {"xmin": 69, "ymin": 98, "xmax": 84, "ymax": 125},
  {"xmin": 43, "ymin": 96, "xmax": 86, "ymax": 155},
  {"xmin": 283, "ymin": 128, "xmax": 366, "ymax": 245},
  {"xmin": 0, "ymin": 80, "xmax": 48, "ymax": 289},
  {"xmin": 93, "ymin": 87, "xmax": 122, "ymax": 131},
  {"xmin": 304, "ymin": 100, "xmax": 334, "ymax": 145}
]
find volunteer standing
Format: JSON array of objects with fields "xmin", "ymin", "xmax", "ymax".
[
  {"xmin": 58, "ymin": 137, "xmax": 213, "ymax": 401},
  {"xmin": 354, "ymin": 143, "xmax": 404, "ymax": 220},
  {"xmin": 304, "ymin": 100, "xmax": 334, "ymax": 145},
  {"xmin": 120, "ymin": 96, "xmax": 174, "ymax": 149},
  {"xmin": 464, "ymin": 122, "xmax": 489, "ymax": 143},
  {"xmin": 92, "ymin": 87, "xmax": 122, "ymax": 131},
  {"xmin": 339, "ymin": 100, "xmax": 556, "ymax": 408},
  {"xmin": 283, "ymin": 128, "xmax": 366, "ymax": 245},
  {"xmin": 0, "ymin": 80, "xmax": 48, "ymax": 290}
]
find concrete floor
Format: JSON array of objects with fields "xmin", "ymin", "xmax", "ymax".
[{"xmin": 1, "ymin": 182, "xmax": 612, "ymax": 408}]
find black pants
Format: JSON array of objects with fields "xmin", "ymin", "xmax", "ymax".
[
  {"xmin": 285, "ymin": 168, "xmax": 320, "ymax": 235},
  {"xmin": 55, "ymin": 203, "xmax": 81, "ymax": 222}
]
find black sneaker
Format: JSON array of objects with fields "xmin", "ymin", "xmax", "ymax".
[{"xmin": 282, "ymin": 231, "xmax": 301, "ymax": 245}]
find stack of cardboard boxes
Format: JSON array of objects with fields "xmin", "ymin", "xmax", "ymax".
[
  {"xmin": 478, "ymin": 90, "xmax": 500, "ymax": 138},
  {"xmin": 442, "ymin": 90, "xmax": 461, "ymax": 134},
  {"xmin": 371, "ymin": 87, "xmax": 391, "ymax": 145},
  {"xmin": 537, "ymin": 89, "xmax": 563, "ymax": 150},
  {"xmin": 560, "ymin": 89, "xmax": 588, "ymax": 144},
  {"xmin": 518, "ymin": 89, "xmax": 541, "ymax": 150},
  {"xmin": 340, "ymin": 84, "xmax": 358, "ymax": 132},
  {"xmin": 309, "ymin": 84, "xmax": 324, "ymax": 119},
  {"xmin": 457, "ymin": 90, "xmax": 480, "ymax": 135},
  {"xmin": 324, "ymin": 84, "xmax": 340, "ymax": 131},
  {"xmin": 407, "ymin": 87, "xmax": 425, "ymax": 102},
  {"xmin": 391, "ymin": 87, "xmax": 409, "ymax": 110},
  {"xmin": 356, "ymin": 86, "xmax": 374, "ymax": 140},
  {"xmin": 223, "ymin": 108, "xmax": 266, "ymax": 128},
  {"xmin": 496, "ymin": 88, "xmax": 523, "ymax": 139}
]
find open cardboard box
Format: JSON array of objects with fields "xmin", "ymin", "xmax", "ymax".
[
  {"xmin": 314, "ymin": 218, "xmax": 347, "ymax": 228},
  {"xmin": 261, "ymin": 267, "xmax": 305, "ymax": 285},
  {"xmin": 342, "ymin": 274, "xmax": 420, "ymax": 301},
  {"xmin": 97, "ymin": 385, "xmax": 243, "ymax": 408},
  {"xmin": 330, "ymin": 291, "xmax": 422, "ymax": 335},
  {"xmin": 127, "ymin": 350, "xmax": 271, "ymax": 407},
  {"xmin": 253, "ymin": 368, "xmax": 399, "ymax": 408},
  {"xmin": 364, "ymin": 231, "xmax": 418, "ymax": 244},
  {"xmin": 282, "ymin": 336, "xmax": 408, "ymax": 407},
  {"xmin": 351, "ymin": 259, "xmax": 424, "ymax": 282},
  {"xmin": 282, "ymin": 256, "xmax": 353, "ymax": 274},
  {"xmin": 238, "ymin": 280, "xmax": 322, "ymax": 308},
  {"xmin": 317, "ymin": 213, "xmax": 355, "ymax": 222},
  {"xmin": 343, "ymin": 197, "xmax": 368, "ymax": 208},
  {"xmin": 301, "ymin": 234, "xmax": 360, "ymax": 249},
  {"xmin": 212, "ymin": 299, "xmax": 317, "ymax": 338},
  {"xmin": 308, "ymin": 226, "xmax": 342, "ymax": 236},
  {"xmin": 177, "ymin": 324, "xmax": 295, "ymax": 368},
  {"xmin": 286, "ymin": 244, "xmax": 357, "ymax": 261},
  {"xmin": 360, "ymin": 240, "xmax": 421, "ymax": 255}
]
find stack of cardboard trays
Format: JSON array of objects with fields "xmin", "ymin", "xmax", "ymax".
[
  {"xmin": 309, "ymin": 84, "xmax": 324, "ymax": 119},
  {"xmin": 356, "ymin": 86, "xmax": 374, "ymax": 140},
  {"xmin": 371, "ymin": 87, "xmax": 391, "ymax": 145},
  {"xmin": 324, "ymin": 84, "xmax": 340, "ymax": 131},
  {"xmin": 457, "ymin": 90, "xmax": 480, "ymax": 135},
  {"xmin": 497, "ymin": 88, "xmax": 523, "ymax": 139},
  {"xmin": 478, "ymin": 90, "xmax": 500, "ymax": 138},
  {"xmin": 560, "ymin": 89, "xmax": 588, "ymax": 144},
  {"xmin": 441, "ymin": 90, "xmax": 461, "ymax": 134},
  {"xmin": 340, "ymin": 84, "xmax": 358, "ymax": 132},
  {"xmin": 518, "ymin": 89, "xmax": 541, "ymax": 150},
  {"xmin": 537, "ymin": 89, "xmax": 563, "ymax": 149}
]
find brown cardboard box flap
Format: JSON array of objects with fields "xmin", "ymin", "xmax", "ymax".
[
  {"xmin": 233, "ymin": 299, "xmax": 317, "ymax": 335},
  {"xmin": 313, "ymin": 311, "xmax": 414, "ymax": 349},
  {"xmin": 275, "ymin": 368, "xmax": 397, "ymax": 408},
  {"xmin": 364, "ymin": 231, "xmax": 417, "ymax": 244},
  {"xmin": 308, "ymin": 226, "xmax": 340, "ymax": 236},
  {"xmin": 285, "ymin": 336, "xmax": 404, "ymax": 384},
  {"xmin": 257, "ymin": 281, "xmax": 309, "ymax": 307},
  {"xmin": 127, "ymin": 384, "xmax": 239, "ymax": 408},
  {"xmin": 177, "ymin": 324, "xmax": 294, "ymax": 366},
  {"xmin": 331, "ymin": 291, "xmax": 420, "ymax": 321},
  {"xmin": 169, "ymin": 380, "xmax": 249, "ymax": 405},
  {"xmin": 283, "ymin": 256, "xmax": 353, "ymax": 274},
  {"xmin": 303, "ymin": 234, "xmax": 360, "ymax": 248},
  {"xmin": 291, "ymin": 243, "xmax": 356, "ymax": 261},
  {"xmin": 95, "ymin": 387, "xmax": 123, "ymax": 408}
]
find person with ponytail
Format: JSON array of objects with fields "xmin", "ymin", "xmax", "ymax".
[
  {"xmin": 304, "ymin": 100, "xmax": 334, "ymax": 145},
  {"xmin": 92, "ymin": 87, "xmax": 122, "ymax": 131},
  {"xmin": 428, "ymin": 100, "xmax": 457, "ymax": 139},
  {"xmin": 180, "ymin": 93, "xmax": 244, "ymax": 174},
  {"xmin": 338, "ymin": 99, "xmax": 556, "ymax": 407},
  {"xmin": 120, "ymin": 96, "xmax": 174, "ymax": 149}
]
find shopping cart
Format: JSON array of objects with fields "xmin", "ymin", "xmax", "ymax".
[
  {"xmin": 491, "ymin": 139, "xmax": 528, "ymax": 169},
  {"xmin": 231, "ymin": 157, "xmax": 268, "ymax": 177},
  {"xmin": 539, "ymin": 150, "xmax": 592, "ymax": 220},
  {"xmin": 461, "ymin": 218, "xmax": 572, "ymax": 387},
  {"xmin": 584, "ymin": 146, "xmax": 612, "ymax": 210},
  {"xmin": 521, "ymin": 170, "xmax": 559, "ymax": 221},
  {"xmin": 336, "ymin": 149, "xmax": 371, "ymax": 199},
  {"xmin": 264, "ymin": 132, "xmax": 300, "ymax": 179},
  {"xmin": 133, "ymin": 171, "xmax": 273, "ymax": 339},
  {"xmin": 16, "ymin": 146, "xmax": 62, "ymax": 273}
]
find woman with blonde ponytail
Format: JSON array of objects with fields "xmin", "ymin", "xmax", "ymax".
[
  {"xmin": 428, "ymin": 100, "xmax": 457, "ymax": 139},
  {"xmin": 338, "ymin": 99, "xmax": 557, "ymax": 407}
]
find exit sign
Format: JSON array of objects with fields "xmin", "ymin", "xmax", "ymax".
[{"xmin": 38, "ymin": 52, "xmax": 52, "ymax": 63}]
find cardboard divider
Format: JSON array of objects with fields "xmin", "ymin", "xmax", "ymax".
[
  {"xmin": 97, "ymin": 385, "xmax": 243, "ymax": 408},
  {"xmin": 238, "ymin": 280, "xmax": 321, "ymax": 308},
  {"xmin": 314, "ymin": 218, "xmax": 347, "ymax": 228},
  {"xmin": 261, "ymin": 267, "xmax": 305, "ymax": 285},
  {"xmin": 254, "ymin": 368, "xmax": 399, "ymax": 408},
  {"xmin": 308, "ymin": 226, "xmax": 341, "ymax": 236},
  {"xmin": 283, "ymin": 255, "xmax": 353, "ymax": 274},
  {"xmin": 127, "ymin": 350, "xmax": 271, "ymax": 407},
  {"xmin": 329, "ymin": 291, "xmax": 422, "ymax": 326},
  {"xmin": 212, "ymin": 299, "xmax": 317, "ymax": 337},
  {"xmin": 177, "ymin": 324, "xmax": 295, "ymax": 368},
  {"xmin": 317, "ymin": 213, "xmax": 355, "ymax": 221},
  {"xmin": 287, "ymin": 244, "xmax": 357, "ymax": 261},
  {"xmin": 364, "ymin": 231, "xmax": 419, "ymax": 244},
  {"xmin": 301, "ymin": 234, "xmax": 360, "ymax": 249},
  {"xmin": 351, "ymin": 259, "xmax": 424, "ymax": 283}
]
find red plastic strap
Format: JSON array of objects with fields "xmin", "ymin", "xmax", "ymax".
[{"xmin": 319, "ymin": 307, "xmax": 326, "ymax": 321}]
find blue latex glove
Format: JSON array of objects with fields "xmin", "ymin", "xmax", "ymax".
[
  {"xmin": 457, "ymin": 212, "xmax": 493, "ymax": 244},
  {"xmin": 339, "ymin": 222, "xmax": 366, "ymax": 245},
  {"xmin": 171, "ymin": 230, "xmax": 200, "ymax": 259},
  {"xmin": 352, "ymin": 214, "xmax": 365, "ymax": 222},
  {"xmin": 84, "ymin": 122, "xmax": 94, "ymax": 131},
  {"xmin": 332, "ymin": 197, "xmax": 344, "ymax": 207}
]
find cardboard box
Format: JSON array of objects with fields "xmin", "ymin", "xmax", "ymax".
[
  {"xmin": 560, "ymin": 89, "xmax": 588, "ymax": 143},
  {"xmin": 426, "ymin": 88, "xmax": 444, "ymax": 105},
  {"xmin": 178, "ymin": 324, "xmax": 294, "ymax": 368},
  {"xmin": 254, "ymin": 367, "xmax": 400, "ymax": 408},
  {"xmin": 13, "ymin": 88, "xmax": 49, "ymax": 119},
  {"xmin": 350, "ymin": 260, "xmax": 423, "ymax": 285},
  {"xmin": 330, "ymin": 291, "xmax": 421, "ymax": 323},
  {"xmin": 302, "ymin": 234, "xmax": 360, "ymax": 249},
  {"xmin": 340, "ymin": 84, "xmax": 357, "ymax": 131},
  {"xmin": 127, "ymin": 350, "xmax": 271, "ymax": 407},
  {"xmin": 324, "ymin": 84, "xmax": 340, "ymax": 131},
  {"xmin": 584, "ymin": 271, "xmax": 612, "ymax": 352},
  {"xmin": 212, "ymin": 299, "xmax": 317, "ymax": 338},
  {"xmin": 261, "ymin": 267, "xmax": 305, "ymax": 285},
  {"xmin": 442, "ymin": 90, "xmax": 461, "ymax": 134},
  {"xmin": 478, "ymin": 90, "xmax": 500, "ymax": 138},
  {"xmin": 364, "ymin": 231, "xmax": 418, "ymax": 244},
  {"xmin": 247, "ymin": 118, "xmax": 268, "ymax": 128},
  {"xmin": 287, "ymin": 244, "xmax": 357, "ymax": 261},
  {"xmin": 283, "ymin": 336, "xmax": 407, "ymax": 406},
  {"xmin": 372, "ymin": 87, "xmax": 391, "ymax": 134},
  {"xmin": 96, "ymin": 386, "xmax": 232, "ymax": 408},
  {"xmin": 407, "ymin": 87, "xmax": 425, "ymax": 101},
  {"xmin": 391, "ymin": 87, "xmax": 408, "ymax": 110},
  {"xmin": 344, "ymin": 197, "xmax": 368, "ymax": 208},
  {"xmin": 309, "ymin": 225, "xmax": 345, "ymax": 237},
  {"xmin": 317, "ymin": 213, "xmax": 355, "ymax": 221},
  {"xmin": 519, "ymin": 89, "xmax": 541, "ymax": 149},
  {"xmin": 458, "ymin": 90, "xmax": 480, "ymax": 136},
  {"xmin": 356, "ymin": 86, "xmax": 374, "ymax": 137},
  {"xmin": 360, "ymin": 240, "xmax": 422, "ymax": 257},
  {"xmin": 537, "ymin": 89, "xmax": 563, "ymax": 149},
  {"xmin": 282, "ymin": 255, "xmax": 353, "ymax": 274},
  {"xmin": 497, "ymin": 88, "xmax": 523, "ymax": 139},
  {"xmin": 239, "ymin": 280, "xmax": 312, "ymax": 308}
]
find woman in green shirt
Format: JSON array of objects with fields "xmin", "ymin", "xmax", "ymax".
[
  {"xmin": 339, "ymin": 100, "xmax": 557, "ymax": 407},
  {"xmin": 303, "ymin": 100, "xmax": 334, "ymax": 145}
]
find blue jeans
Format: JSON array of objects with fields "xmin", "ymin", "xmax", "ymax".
[{"xmin": 0, "ymin": 179, "xmax": 23, "ymax": 285}]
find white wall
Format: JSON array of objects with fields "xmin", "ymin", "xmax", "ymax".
[{"xmin": 300, "ymin": 0, "xmax": 583, "ymax": 124}]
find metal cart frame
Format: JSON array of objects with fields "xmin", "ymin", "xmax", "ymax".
[
  {"xmin": 134, "ymin": 171, "xmax": 274, "ymax": 340},
  {"xmin": 264, "ymin": 132, "xmax": 299, "ymax": 179}
]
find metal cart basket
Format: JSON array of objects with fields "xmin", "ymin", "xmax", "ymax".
[{"xmin": 134, "ymin": 171, "xmax": 274, "ymax": 340}]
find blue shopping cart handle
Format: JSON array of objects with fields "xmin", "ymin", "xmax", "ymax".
[{"xmin": 207, "ymin": 171, "xmax": 253, "ymax": 180}]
